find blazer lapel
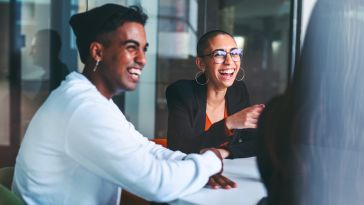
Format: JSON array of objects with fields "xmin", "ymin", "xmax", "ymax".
[
  {"xmin": 226, "ymin": 85, "xmax": 237, "ymax": 115},
  {"xmin": 226, "ymin": 82, "xmax": 249, "ymax": 115},
  {"xmin": 193, "ymin": 81, "xmax": 207, "ymax": 133}
]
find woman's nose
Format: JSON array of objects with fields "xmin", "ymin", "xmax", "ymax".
[{"xmin": 224, "ymin": 53, "xmax": 233, "ymax": 64}]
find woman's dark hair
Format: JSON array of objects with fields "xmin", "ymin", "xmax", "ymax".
[{"xmin": 196, "ymin": 30, "xmax": 233, "ymax": 57}]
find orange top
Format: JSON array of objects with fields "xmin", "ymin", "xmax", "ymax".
[
  {"xmin": 205, "ymin": 105, "xmax": 234, "ymax": 137},
  {"xmin": 150, "ymin": 138, "xmax": 167, "ymax": 147}
]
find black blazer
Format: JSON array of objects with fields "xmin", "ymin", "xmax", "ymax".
[{"xmin": 166, "ymin": 79, "xmax": 257, "ymax": 158}]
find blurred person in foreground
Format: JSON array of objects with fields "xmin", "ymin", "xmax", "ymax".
[
  {"xmin": 256, "ymin": 0, "xmax": 364, "ymax": 204},
  {"xmin": 12, "ymin": 4, "xmax": 229, "ymax": 205}
]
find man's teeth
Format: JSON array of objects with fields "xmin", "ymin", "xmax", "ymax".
[
  {"xmin": 128, "ymin": 68, "xmax": 142, "ymax": 76},
  {"xmin": 219, "ymin": 69, "xmax": 235, "ymax": 74}
]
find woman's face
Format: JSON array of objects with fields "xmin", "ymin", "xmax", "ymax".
[{"xmin": 200, "ymin": 34, "xmax": 241, "ymax": 90}]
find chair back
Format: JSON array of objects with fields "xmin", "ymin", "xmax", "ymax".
[
  {"xmin": 0, "ymin": 167, "xmax": 25, "ymax": 205},
  {"xmin": 0, "ymin": 167, "xmax": 14, "ymax": 189},
  {"xmin": 0, "ymin": 184, "xmax": 25, "ymax": 205}
]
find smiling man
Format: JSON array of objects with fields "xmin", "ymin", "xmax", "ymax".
[{"xmin": 12, "ymin": 4, "xmax": 223, "ymax": 205}]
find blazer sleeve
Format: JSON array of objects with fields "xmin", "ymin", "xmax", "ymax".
[
  {"xmin": 224, "ymin": 81, "xmax": 257, "ymax": 158},
  {"xmin": 166, "ymin": 81, "xmax": 230, "ymax": 154},
  {"xmin": 226, "ymin": 129, "xmax": 257, "ymax": 158}
]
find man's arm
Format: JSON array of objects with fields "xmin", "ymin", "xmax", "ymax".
[{"xmin": 65, "ymin": 101, "xmax": 222, "ymax": 202}]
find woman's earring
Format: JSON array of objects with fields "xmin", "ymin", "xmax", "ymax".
[
  {"xmin": 195, "ymin": 70, "xmax": 209, "ymax": 85},
  {"xmin": 93, "ymin": 60, "xmax": 100, "ymax": 72},
  {"xmin": 236, "ymin": 67, "xmax": 246, "ymax": 81}
]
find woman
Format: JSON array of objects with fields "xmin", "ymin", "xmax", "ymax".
[{"xmin": 166, "ymin": 30, "xmax": 264, "ymax": 159}]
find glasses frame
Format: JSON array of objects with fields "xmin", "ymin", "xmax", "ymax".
[{"xmin": 199, "ymin": 48, "xmax": 243, "ymax": 64}]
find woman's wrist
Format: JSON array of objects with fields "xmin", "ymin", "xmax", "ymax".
[{"xmin": 225, "ymin": 117, "xmax": 233, "ymax": 130}]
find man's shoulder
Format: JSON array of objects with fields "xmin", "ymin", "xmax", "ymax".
[
  {"xmin": 49, "ymin": 72, "xmax": 110, "ymax": 111},
  {"xmin": 58, "ymin": 72, "xmax": 98, "ymax": 98}
]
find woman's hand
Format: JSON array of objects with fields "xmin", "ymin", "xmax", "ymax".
[{"xmin": 225, "ymin": 104, "xmax": 265, "ymax": 130}]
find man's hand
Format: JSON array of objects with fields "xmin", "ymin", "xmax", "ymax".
[
  {"xmin": 208, "ymin": 174, "xmax": 237, "ymax": 189},
  {"xmin": 200, "ymin": 148, "xmax": 237, "ymax": 189}
]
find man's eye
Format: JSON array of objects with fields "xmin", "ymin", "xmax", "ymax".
[
  {"xmin": 127, "ymin": 46, "xmax": 137, "ymax": 51},
  {"xmin": 213, "ymin": 51, "xmax": 226, "ymax": 57},
  {"xmin": 125, "ymin": 44, "xmax": 140, "ymax": 52}
]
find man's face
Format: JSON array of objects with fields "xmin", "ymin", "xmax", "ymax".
[
  {"xmin": 30, "ymin": 36, "xmax": 50, "ymax": 67},
  {"xmin": 99, "ymin": 22, "xmax": 148, "ymax": 93}
]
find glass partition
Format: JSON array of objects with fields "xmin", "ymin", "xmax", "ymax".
[
  {"xmin": 19, "ymin": 0, "xmax": 84, "ymax": 137},
  {"xmin": 1, "ymin": 0, "xmax": 293, "ymax": 166},
  {"xmin": 0, "ymin": 1, "xmax": 10, "ymax": 146},
  {"xmin": 154, "ymin": 0, "xmax": 291, "ymax": 138}
]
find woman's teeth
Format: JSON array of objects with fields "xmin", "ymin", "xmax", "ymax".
[{"xmin": 219, "ymin": 69, "xmax": 235, "ymax": 75}]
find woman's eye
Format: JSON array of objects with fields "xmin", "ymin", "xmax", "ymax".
[
  {"xmin": 231, "ymin": 49, "xmax": 242, "ymax": 56},
  {"xmin": 231, "ymin": 52, "xmax": 240, "ymax": 57}
]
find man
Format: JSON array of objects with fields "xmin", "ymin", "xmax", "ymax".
[{"xmin": 12, "ymin": 4, "xmax": 228, "ymax": 205}]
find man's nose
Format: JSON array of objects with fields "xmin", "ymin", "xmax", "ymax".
[{"xmin": 135, "ymin": 49, "xmax": 147, "ymax": 67}]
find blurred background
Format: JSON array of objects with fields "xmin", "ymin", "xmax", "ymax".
[
  {"xmin": 1, "ymin": 0, "xmax": 300, "ymax": 167},
  {"xmin": 3, "ymin": 1, "xmax": 364, "ymax": 204}
]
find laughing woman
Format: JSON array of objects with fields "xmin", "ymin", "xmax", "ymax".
[{"xmin": 166, "ymin": 30, "xmax": 264, "ymax": 159}]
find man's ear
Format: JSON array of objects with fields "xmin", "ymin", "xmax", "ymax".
[
  {"xmin": 195, "ymin": 57, "xmax": 206, "ymax": 71},
  {"xmin": 89, "ymin": 41, "xmax": 103, "ymax": 62}
]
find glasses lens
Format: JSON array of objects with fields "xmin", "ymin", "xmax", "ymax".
[
  {"xmin": 230, "ymin": 49, "xmax": 242, "ymax": 61},
  {"xmin": 212, "ymin": 50, "xmax": 227, "ymax": 63}
]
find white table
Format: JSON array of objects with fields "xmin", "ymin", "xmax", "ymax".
[{"xmin": 169, "ymin": 157, "xmax": 267, "ymax": 205}]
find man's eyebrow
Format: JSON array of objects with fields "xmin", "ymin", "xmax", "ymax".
[
  {"xmin": 123, "ymin": 40, "xmax": 149, "ymax": 50},
  {"xmin": 122, "ymin": 40, "xmax": 140, "ymax": 46}
]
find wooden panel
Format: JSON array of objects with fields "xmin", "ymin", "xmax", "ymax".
[{"xmin": 120, "ymin": 190, "xmax": 149, "ymax": 205}]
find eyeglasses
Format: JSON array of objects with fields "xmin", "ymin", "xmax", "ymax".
[{"xmin": 200, "ymin": 48, "xmax": 243, "ymax": 64}]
